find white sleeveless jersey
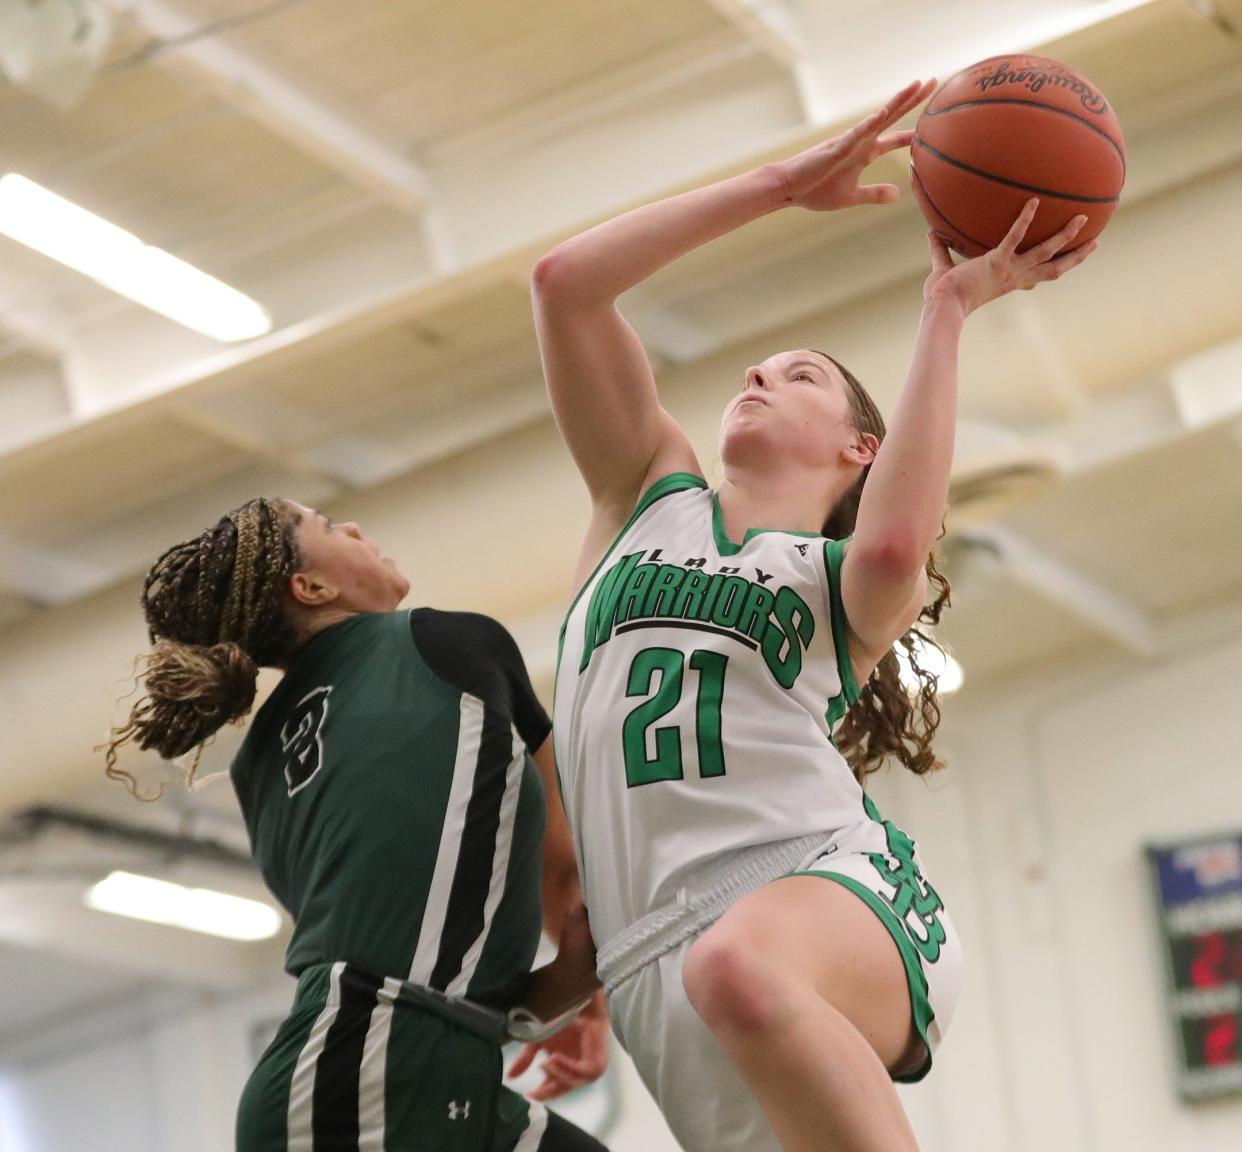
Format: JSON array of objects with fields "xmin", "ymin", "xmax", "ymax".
[{"xmin": 553, "ymin": 472, "xmax": 867, "ymax": 951}]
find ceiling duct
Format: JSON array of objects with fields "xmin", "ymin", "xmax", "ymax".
[{"xmin": 0, "ymin": 804, "xmax": 255, "ymax": 882}]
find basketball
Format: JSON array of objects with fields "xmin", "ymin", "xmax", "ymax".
[{"xmin": 911, "ymin": 55, "xmax": 1125, "ymax": 257}]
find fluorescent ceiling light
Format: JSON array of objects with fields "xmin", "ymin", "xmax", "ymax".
[
  {"xmin": 0, "ymin": 174, "xmax": 271, "ymax": 341},
  {"xmin": 896, "ymin": 635, "xmax": 963, "ymax": 696},
  {"xmin": 85, "ymin": 870, "xmax": 281, "ymax": 941}
]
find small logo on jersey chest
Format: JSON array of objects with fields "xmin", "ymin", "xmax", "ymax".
[
  {"xmin": 281, "ymin": 686, "xmax": 332, "ymax": 796},
  {"xmin": 447, "ymin": 1100, "xmax": 472, "ymax": 1120}
]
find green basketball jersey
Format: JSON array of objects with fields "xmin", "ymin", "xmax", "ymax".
[{"xmin": 231, "ymin": 610, "xmax": 547, "ymax": 1003}]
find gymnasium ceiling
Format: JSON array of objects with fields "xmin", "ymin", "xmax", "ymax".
[{"xmin": 1, "ymin": 0, "xmax": 1241, "ymax": 1043}]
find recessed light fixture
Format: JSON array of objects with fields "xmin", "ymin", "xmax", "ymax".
[
  {"xmin": 85, "ymin": 870, "xmax": 281, "ymax": 941},
  {"xmin": 0, "ymin": 174, "xmax": 271, "ymax": 342}
]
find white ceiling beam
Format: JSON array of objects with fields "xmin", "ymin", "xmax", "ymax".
[
  {"xmin": 1054, "ymin": 374, "xmax": 1185, "ymax": 473},
  {"xmin": 1172, "ymin": 335, "xmax": 1242, "ymax": 430},
  {"xmin": 170, "ymin": 393, "xmax": 345, "ymax": 481},
  {"xmin": 621, "ymin": 211, "xmax": 928, "ymax": 366},
  {"xmin": 700, "ymin": 0, "xmax": 831, "ymax": 124},
  {"xmin": 0, "ymin": 307, "xmax": 72, "ymax": 366},
  {"xmin": 1011, "ymin": 297, "xmax": 1090, "ymax": 419},
  {"xmin": 971, "ymin": 525, "xmax": 1161, "ymax": 657},
  {"xmin": 784, "ymin": 0, "xmax": 1167, "ymax": 121},
  {"xmin": 5, "ymin": 466, "xmax": 343, "ymax": 610},
  {"xmin": 173, "ymin": 394, "xmax": 322, "ymax": 448},
  {"xmin": 108, "ymin": 0, "xmax": 452, "ymax": 265},
  {"xmin": 428, "ymin": 28, "xmax": 764, "ymax": 162},
  {"xmin": 299, "ymin": 370, "xmax": 550, "ymax": 489},
  {"xmin": 0, "ymin": 533, "xmax": 109, "ymax": 605},
  {"xmin": 703, "ymin": 0, "xmax": 802, "ymax": 67},
  {"xmin": 622, "ymin": 289, "xmax": 722, "ymax": 364}
]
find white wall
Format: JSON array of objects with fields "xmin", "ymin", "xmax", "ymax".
[
  {"xmin": 0, "ymin": 980, "xmax": 291, "ymax": 1152},
  {"xmin": 874, "ymin": 602, "xmax": 1242, "ymax": 1151},
  {"xmin": 4, "ymin": 607, "xmax": 1242, "ymax": 1152}
]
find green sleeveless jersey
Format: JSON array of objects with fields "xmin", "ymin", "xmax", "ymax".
[{"xmin": 231, "ymin": 610, "xmax": 548, "ymax": 1003}]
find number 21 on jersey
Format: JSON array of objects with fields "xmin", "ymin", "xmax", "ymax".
[{"xmin": 622, "ymin": 646, "xmax": 728, "ymax": 787}]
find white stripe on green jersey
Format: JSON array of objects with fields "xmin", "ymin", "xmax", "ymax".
[
  {"xmin": 553, "ymin": 472, "xmax": 864, "ymax": 952},
  {"xmin": 408, "ymin": 693, "xmax": 486, "ymax": 985},
  {"xmin": 445, "ymin": 725, "xmax": 529, "ymax": 996}
]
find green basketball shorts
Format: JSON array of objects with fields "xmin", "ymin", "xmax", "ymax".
[{"xmin": 237, "ymin": 962, "xmax": 608, "ymax": 1152}]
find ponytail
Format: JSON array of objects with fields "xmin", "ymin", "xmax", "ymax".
[{"xmin": 101, "ymin": 498, "xmax": 300, "ymax": 799}]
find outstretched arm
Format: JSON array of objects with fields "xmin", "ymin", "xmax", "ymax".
[
  {"xmin": 532, "ymin": 80, "xmax": 936, "ymax": 588},
  {"xmin": 843, "ymin": 199, "xmax": 1099, "ymax": 670}
]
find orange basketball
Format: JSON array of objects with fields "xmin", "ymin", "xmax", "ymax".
[{"xmin": 911, "ymin": 55, "xmax": 1125, "ymax": 257}]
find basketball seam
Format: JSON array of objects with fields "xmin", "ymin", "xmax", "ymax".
[
  {"xmin": 909, "ymin": 168, "xmax": 991, "ymax": 254},
  {"xmin": 912, "ymin": 137, "xmax": 1121, "ymax": 204},
  {"xmin": 922, "ymin": 98, "xmax": 1125, "ymax": 167}
]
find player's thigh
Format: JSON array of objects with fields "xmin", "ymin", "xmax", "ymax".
[
  {"xmin": 382, "ymin": 1011, "xmax": 503, "ymax": 1151},
  {"xmin": 687, "ymin": 874, "xmax": 918, "ymax": 1071},
  {"xmin": 240, "ymin": 1002, "xmax": 504, "ymax": 1152},
  {"xmin": 610, "ymin": 946, "xmax": 781, "ymax": 1152}
]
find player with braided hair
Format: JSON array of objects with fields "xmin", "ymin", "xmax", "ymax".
[
  {"xmin": 106, "ymin": 498, "xmax": 302, "ymax": 793},
  {"xmin": 105, "ymin": 497, "xmax": 611, "ymax": 1152}
]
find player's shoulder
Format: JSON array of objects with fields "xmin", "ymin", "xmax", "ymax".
[
  {"xmin": 411, "ymin": 605, "xmax": 507, "ymax": 635},
  {"xmin": 410, "ymin": 607, "xmax": 520, "ymax": 657}
]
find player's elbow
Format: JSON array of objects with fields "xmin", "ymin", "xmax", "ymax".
[
  {"xmin": 531, "ymin": 247, "xmax": 578, "ymax": 302},
  {"xmin": 531, "ymin": 245, "xmax": 610, "ymax": 309},
  {"xmin": 542, "ymin": 860, "xmax": 583, "ymax": 924}
]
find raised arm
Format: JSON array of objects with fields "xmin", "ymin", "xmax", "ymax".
[
  {"xmin": 842, "ymin": 198, "xmax": 1099, "ymax": 669},
  {"xmin": 532, "ymin": 80, "xmax": 936, "ymax": 585}
]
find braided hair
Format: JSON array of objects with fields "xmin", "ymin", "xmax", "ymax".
[
  {"xmin": 103, "ymin": 498, "xmax": 303, "ymax": 799},
  {"xmin": 817, "ymin": 353, "xmax": 953, "ymax": 783}
]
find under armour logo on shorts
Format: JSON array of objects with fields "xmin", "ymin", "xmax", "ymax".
[{"xmin": 447, "ymin": 1100, "xmax": 472, "ymax": 1120}]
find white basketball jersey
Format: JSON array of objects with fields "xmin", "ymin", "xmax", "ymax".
[{"xmin": 553, "ymin": 472, "xmax": 867, "ymax": 951}]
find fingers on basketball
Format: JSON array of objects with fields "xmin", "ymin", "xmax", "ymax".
[
  {"xmin": 852, "ymin": 81, "xmax": 921, "ymax": 148},
  {"xmin": 1040, "ymin": 239, "xmax": 1099, "ymax": 281},
  {"xmin": 875, "ymin": 129, "xmax": 916, "ymax": 157},
  {"xmin": 996, "ymin": 198, "xmax": 1041, "ymax": 257},
  {"xmin": 1023, "ymin": 214, "xmax": 1088, "ymax": 266},
  {"xmin": 856, "ymin": 183, "xmax": 900, "ymax": 205},
  {"xmin": 927, "ymin": 231, "xmax": 955, "ymax": 271}
]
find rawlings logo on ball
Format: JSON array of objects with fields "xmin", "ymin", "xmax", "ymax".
[{"xmin": 976, "ymin": 60, "xmax": 1109, "ymax": 114}]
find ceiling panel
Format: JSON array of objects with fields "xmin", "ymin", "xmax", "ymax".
[
  {"xmin": 225, "ymin": 0, "xmax": 735, "ymax": 148},
  {"xmin": 0, "ymin": 415, "xmax": 251, "ymax": 543},
  {"xmin": 936, "ymin": 566, "xmax": 1096, "ymax": 681},
  {"xmin": 1004, "ymin": 425, "xmax": 1242, "ymax": 615}
]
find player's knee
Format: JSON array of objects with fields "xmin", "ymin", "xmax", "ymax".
[{"xmin": 683, "ymin": 922, "xmax": 787, "ymax": 1036}]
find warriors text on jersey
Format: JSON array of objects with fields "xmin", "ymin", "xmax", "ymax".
[
  {"xmin": 231, "ymin": 609, "xmax": 550, "ymax": 1002},
  {"xmin": 553, "ymin": 473, "xmax": 865, "ymax": 951}
]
